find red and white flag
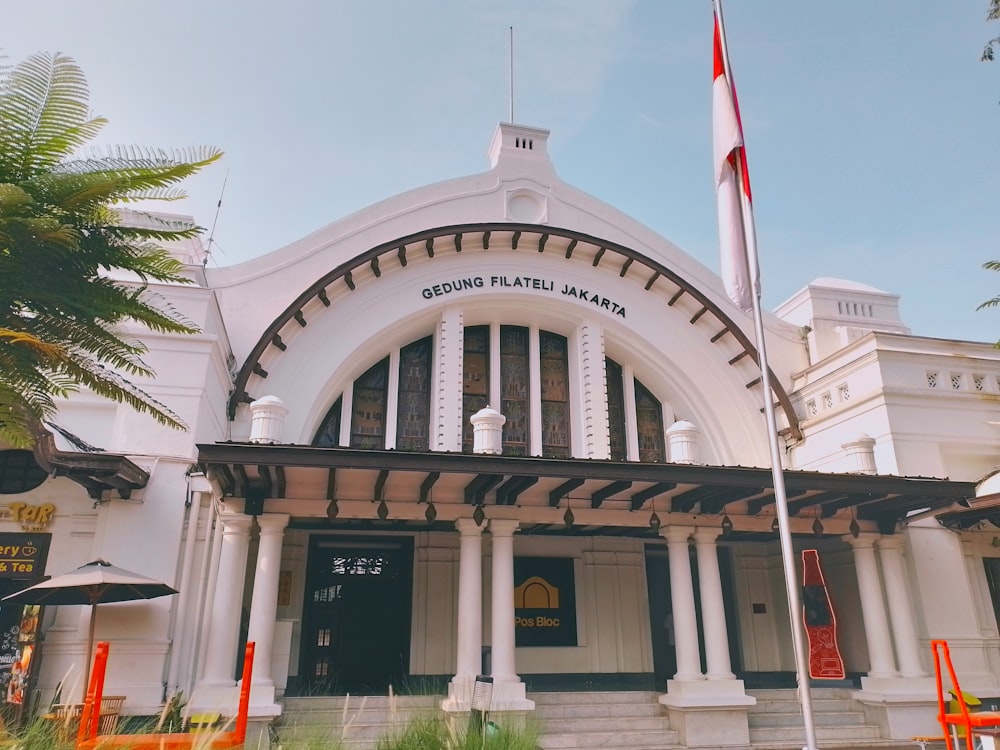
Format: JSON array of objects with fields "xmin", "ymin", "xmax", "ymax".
[{"xmin": 713, "ymin": 10, "xmax": 758, "ymax": 313}]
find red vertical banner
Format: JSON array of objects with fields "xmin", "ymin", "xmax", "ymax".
[{"xmin": 801, "ymin": 549, "xmax": 845, "ymax": 679}]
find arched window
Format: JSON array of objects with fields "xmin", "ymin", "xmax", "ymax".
[
  {"xmin": 500, "ymin": 326, "xmax": 529, "ymax": 456},
  {"xmin": 312, "ymin": 397, "xmax": 342, "ymax": 448},
  {"xmin": 540, "ymin": 332, "xmax": 570, "ymax": 458},
  {"xmin": 635, "ymin": 379, "xmax": 665, "ymax": 463},
  {"xmin": 605, "ymin": 358, "xmax": 666, "ymax": 463},
  {"xmin": 311, "ymin": 329, "xmax": 665, "ymax": 462},
  {"xmin": 462, "ymin": 325, "xmax": 490, "ymax": 452},
  {"xmin": 350, "ymin": 358, "xmax": 389, "ymax": 449},
  {"xmin": 397, "ymin": 337, "xmax": 432, "ymax": 451},
  {"xmin": 606, "ymin": 359, "xmax": 627, "ymax": 461}
]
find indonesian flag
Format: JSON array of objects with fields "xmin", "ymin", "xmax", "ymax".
[{"xmin": 713, "ymin": 12, "xmax": 758, "ymax": 313}]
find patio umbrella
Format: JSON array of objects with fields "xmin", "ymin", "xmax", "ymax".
[{"xmin": 2, "ymin": 559, "xmax": 178, "ymax": 700}]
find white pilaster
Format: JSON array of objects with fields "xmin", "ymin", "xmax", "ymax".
[
  {"xmin": 662, "ymin": 526, "xmax": 703, "ymax": 681},
  {"xmin": 877, "ymin": 536, "xmax": 926, "ymax": 677},
  {"xmin": 247, "ymin": 513, "xmax": 290, "ymax": 708},
  {"xmin": 848, "ymin": 533, "xmax": 898, "ymax": 678},
  {"xmin": 488, "ymin": 519, "xmax": 533, "ymax": 711},
  {"xmin": 692, "ymin": 528, "xmax": 734, "ymax": 680},
  {"xmin": 443, "ymin": 518, "xmax": 485, "ymax": 712},
  {"xmin": 196, "ymin": 511, "xmax": 253, "ymax": 689}
]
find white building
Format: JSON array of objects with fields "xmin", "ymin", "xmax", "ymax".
[{"xmin": 3, "ymin": 122, "xmax": 1000, "ymax": 747}]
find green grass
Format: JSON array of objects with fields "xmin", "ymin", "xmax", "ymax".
[{"xmin": 375, "ymin": 716, "xmax": 539, "ymax": 750}]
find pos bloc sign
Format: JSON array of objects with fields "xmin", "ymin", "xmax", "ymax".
[{"xmin": 514, "ymin": 557, "xmax": 577, "ymax": 647}]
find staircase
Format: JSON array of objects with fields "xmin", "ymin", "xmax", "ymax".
[
  {"xmin": 532, "ymin": 691, "xmax": 681, "ymax": 750},
  {"xmin": 747, "ymin": 688, "xmax": 908, "ymax": 749},
  {"xmin": 276, "ymin": 695, "xmax": 441, "ymax": 750},
  {"xmin": 277, "ymin": 689, "xmax": 917, "ymax": 750}
]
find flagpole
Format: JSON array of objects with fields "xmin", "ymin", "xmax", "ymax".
[{"xmin": 713, "ymin": 2, "xmax": 819, "ymax": 749}]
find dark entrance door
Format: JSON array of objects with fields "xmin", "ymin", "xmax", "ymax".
[
  {"xmin": 644, "ymin": 547, "xmax": 677, "ymax": 689},
  {"xmin": 300, "ymin": 537, "xmax": 413, "ymax": 694}
]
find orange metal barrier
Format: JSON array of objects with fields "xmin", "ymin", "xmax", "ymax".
[
  {"xmin": 932, "ymin": 639, "xmax": 1000, "ymax": 750},
  {"xmin": 75, "ymin": 641, "xmax": 255, "ymax": 750}
]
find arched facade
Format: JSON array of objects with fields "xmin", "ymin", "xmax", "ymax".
[{"xmin": 5, "ymin": 123, "xmax": 1000, "ymax": 749}]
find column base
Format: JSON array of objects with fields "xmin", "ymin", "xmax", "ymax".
[
  {"xmin": 441, "ymin": 677, "xmax": 476, "ymax": 713},
  {"xmin": 249, "ymin": 681, "xmax": 280, "ymax": 713},
  {"xmin": 189, "ymin": 684, "xmax": 239, "ymax": 711},
  {"xmin": 852, "ymin": 679, "xmax": 940, "ymax": 740},
  {"xmin": 490, "ymin": 678, "xmax": 535, "ymax": 712},
  {"xmin": 659, "ymin": 680, "xmax": 755, "ymax": 749},
  {"xmin": 659, "ymin": 678, "xmax": 756, "ymax": 708}
]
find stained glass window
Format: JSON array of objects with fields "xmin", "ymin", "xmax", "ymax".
[
  {"xmin": 312, "ymin": 397, "xmax": 343, "ymax": 447},
  {"xmin": 351, "ymin": 358, "xmax": 389, "ymax": 449},
  {"xmin": 396, "ymin": 337, "xmax": 432, "ymax": 451},
  {"xmin": 606, "ymin": 359, "xmax": 626, "ymax": 460},
  {"xmin": 501, "ymin": 326, "xmax": 529, "ymax": 456},
  {"xmin": 462, "ymin": 326, "xmax": 490, "ymax": 452},
  {"xmin": 540, "ymin": 331, "xmax": 569, "ymax": 457},
  {"xmin": 635, "ymin": 379, "xmax": 665, "ymax": 462}
]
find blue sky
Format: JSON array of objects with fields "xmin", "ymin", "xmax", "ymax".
[{"xmin": 6, "ymin": 1, "xmax": 999, "ymax": 343}]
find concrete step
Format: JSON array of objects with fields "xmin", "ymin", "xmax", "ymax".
[
  {"xmin": 530, "ymin": 691, "xmax": 680, "ymax": 750},
  {"xmin": 530, "ymin": 690, "xmax": 661, "ymax": 705},
  {"xmin": 532, "ymin": 701, "xmax": 664, "ymax": 719},
  {"xmin": 750, "ymin": 710, "xmax": 868, "ymax": 728},
  {"xmin": 539, "ymin": 728, "xmax": 680, "ymax": 750},
  {"xmin": 539, "ymin": 715, "xmax": 669, "ymax": 733},
  {"xmin": 749, "ymin": 723, "xmax": 882, "ymax": 744}
]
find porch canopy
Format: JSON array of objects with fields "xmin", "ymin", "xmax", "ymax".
[{"xmin": 196, "ymin": 443, "xmax": 976, "ymax": 538}]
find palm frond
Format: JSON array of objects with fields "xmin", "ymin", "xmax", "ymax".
[
  {"xmin": 0, "ymin": 52, "xmax": 105, "ymax": 181},
  {"xmin": 0, "ymin": 49, "xmax": 218, "ymax": 444}
]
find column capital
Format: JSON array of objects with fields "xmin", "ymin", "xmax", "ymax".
[
  {"xmin": 692, "ymin": 527, "xmax": 722, "ymax": 544},
  {"xmin": 218, "ymin": 511, "xmax": 254, "ymax": 533},
  {"xmin": 844, "ymin": 531, "xmax": 879, "ymax": 549},
  {"xmin": 488, "ymin": 519, "xmax": 519, "ymax": 537},
  {"xmin": 661, "ymin": 525, "xmax": 693, "ymax": 543},
  {"xmin": 255, "ymin": 513, "xmax": 290, "ymax": 534},
  {"xmin": 456, "ymin": 517, "xmax": 486, "ymax": 536},
  {"xmin": 876, "ymin": 535, "xmax": 904, "ymax": 551}
]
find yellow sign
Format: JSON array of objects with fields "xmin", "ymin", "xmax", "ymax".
[
  {"xmin": 0, "ymin": 503, "xmax": 55, "ymax": 532},
  {"xmin": 514, "ymin": 576, "xmax": 560, "ymax": 608}
]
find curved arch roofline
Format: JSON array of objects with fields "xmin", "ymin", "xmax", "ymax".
[{"xmin": 228, "ymin": 222, "xmax": 801, "ymax": 440}]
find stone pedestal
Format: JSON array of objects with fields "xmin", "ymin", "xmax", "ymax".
[
  {"xmin": 853, "ymin": 678, "xmax": 940, "ymax": 740},
  {"xmin": 659, "ymin": 680, "xmax": 755, "ymax": 748}
]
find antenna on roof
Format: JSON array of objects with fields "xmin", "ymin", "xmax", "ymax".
[
  {"xmin": 204, "ymin": 169, "xmax": 229, "ymax": 266},
  {"xmin": 509, "ymin": 26, "xmax": 515, "ymax": 124}
]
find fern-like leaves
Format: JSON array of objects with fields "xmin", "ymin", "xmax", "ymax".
[{"xmin": 0, "ymin": 51, "xmax": 222, "ymax": 446}]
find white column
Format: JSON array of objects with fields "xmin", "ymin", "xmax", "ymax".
[
  {"xmin": 198, "ymin": 512, "xmax": 253, "ymax": 686},
  {"xmin": 445, "ymin": 518, "xmax": 485, "ymax": 710},
  {"xmin": 848, "ymin": 533, "xmax": 898, "ymax": 678},
  {"xmin": 877, "ymin": 536, "xmax": 926, "ymax": 677},
  {"xmin": 247, "ymin": 513, "xmax": 290, "ymax": 694},
  {"xmin": 693, "ymin": 528, "xmax": 735, "ymax": 680},
  {"xmin": 490, "ymin": 519, "xmax": 519, "ymax": 683},
  {"xmin": 167, "ymin": 477, "xmax": 211, "ymax": 694},
  {"xmin": 488, "ymin": 519, "xmax": 533, "ymax": 710},
  {"xmin": 662, "ymin": 526, "xmax": 703, "ymax": 681}
]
